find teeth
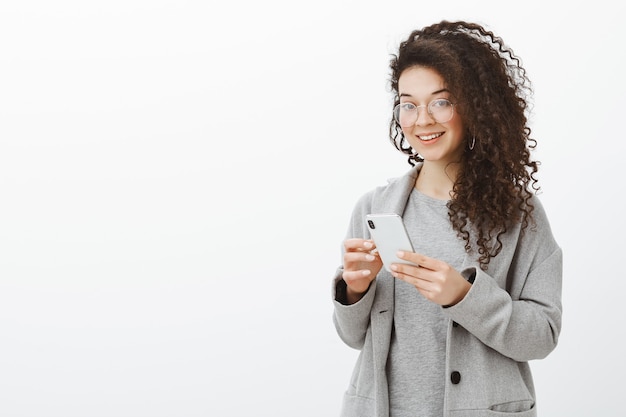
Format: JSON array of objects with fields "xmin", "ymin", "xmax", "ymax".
[{"xmin": 419, "ymin": 132, "xmax": 444, "ymax": 141}]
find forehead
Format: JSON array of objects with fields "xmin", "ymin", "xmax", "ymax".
[{"xmin": 398, "ymin": 66, "xmax": 446, "ymax": 97}]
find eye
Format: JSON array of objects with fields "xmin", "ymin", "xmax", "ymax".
[
  {"xmin": 431, "ymin": 99, "xmax": 452, "ymax": 109},
  {"xmin": 400, "ymin": 103, "xmax": 417, "ymax": 111}
]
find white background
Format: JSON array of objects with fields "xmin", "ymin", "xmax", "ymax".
[{"xmin": 1, "ymin": 1, "xmax": 624, "ymax": 416}]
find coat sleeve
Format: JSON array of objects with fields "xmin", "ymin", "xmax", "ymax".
[
  {"xmin": 331, "ymin": 190, "xmax": 378, "ymax": 350},
  {"xmin": 332, "ymin": 270, "xmax": 377, "ymax": 349},
  {"xmin": 444, "ymin": 198, "xmax": 563, "ymax": 362}
]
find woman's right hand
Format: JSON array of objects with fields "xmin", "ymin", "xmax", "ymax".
[{"xmin": 342, "ymin": 238, "xmax": 383, "ymax": 304}]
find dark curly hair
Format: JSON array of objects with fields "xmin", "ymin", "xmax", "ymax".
[{"xmin": 389, "ymin": 20, "xmax": 540, "ymax": 270}]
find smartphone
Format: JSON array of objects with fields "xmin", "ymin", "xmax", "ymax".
[{"xmin": 366, "ymin": 213, "xmax": 416, "ymax": 272}]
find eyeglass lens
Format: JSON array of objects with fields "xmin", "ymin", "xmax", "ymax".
[{"xmin": 393, "ymin": 99, "xmax": 454, "ymax": 126}]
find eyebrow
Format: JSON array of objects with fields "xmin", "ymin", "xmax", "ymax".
[{"xmin": 400, "ymin": 88, "xmax": 449, "ymax": 97}]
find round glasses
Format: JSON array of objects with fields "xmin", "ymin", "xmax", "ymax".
[{"xmin": 393, "ymin": 99, "xmax": 455, "ymax": 127}]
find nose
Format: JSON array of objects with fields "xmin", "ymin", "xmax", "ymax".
[{"xmin": 414, "ymin": 106, "xmax": 434, "ymax": 126}]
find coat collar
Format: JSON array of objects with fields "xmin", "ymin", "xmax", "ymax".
[{"xmin": 371, "ymin": 163, "xmax": 421, "ymax": 215}]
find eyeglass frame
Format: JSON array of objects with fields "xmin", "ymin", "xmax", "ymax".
[{"xmin": 392, "ymin": 98, "xmax": 457, "ymax": 127}]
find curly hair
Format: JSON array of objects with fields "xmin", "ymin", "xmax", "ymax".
[{"xmin": 388, "ymin": 20, "xmax": 540, "ymax": 270}]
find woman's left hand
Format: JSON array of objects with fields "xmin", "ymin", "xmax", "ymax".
[{"xmin": 390, "ymin": 251, "xmax": 471, "ymax": 306}]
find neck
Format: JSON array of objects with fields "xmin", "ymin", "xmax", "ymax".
[{"xmin": 415, "ymin": 161, "xmax": 460, "ymax": 200}]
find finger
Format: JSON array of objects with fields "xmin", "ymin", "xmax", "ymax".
[
  {"xmin": 344, "ymin": 238, "xmax": 375, "ymax": 252},
  {"xmin": 391, "ymin": 262, "xmax": 436, "ymax": 283},
  {"xmin": 392, "ymin": 264, "xmax": 419, "ymax": 282},
  {"xmin": 392, "ymin": 267, "xmax": 437, "ymax": 293},
  {"xmin": 344, "ymin": 251, "xmax": 377, "ymax": 264},
  {"xmin": 342, "ymin": 269, "xmax": 373, "ymax": 282},
  {"xmin": 396, "ymin": 251, "xmax": 439, "ymax": 270}
]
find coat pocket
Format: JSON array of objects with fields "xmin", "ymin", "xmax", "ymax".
[
  {"xmin": 450, "ymin": 403, "xmax": 535, "ymax": 416},
  {"xmin": 490, "ymin": 399, "xmax": 534, "ymax": 413},
  {"xmin": 341, "ymin": 391, "xmax": 376, "ymax": 417}
]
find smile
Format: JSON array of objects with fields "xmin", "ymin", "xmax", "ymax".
[{"xmin": 418, "ymin": 132, "xmax": 444, "ymax": 141}]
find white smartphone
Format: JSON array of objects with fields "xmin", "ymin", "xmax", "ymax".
[{"xmin": 366, "ymin": 213, "xmax": 416, "ymax": 272}]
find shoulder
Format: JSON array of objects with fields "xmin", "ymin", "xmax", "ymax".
[
  {"xmin": 527, "ymin": 193, "xmax": 555, "ymax": 231},
  {"xmin": 518, "ymin": 192, "xmax": 561, "ymax": 260},
  {"xmin": 352, "ymin": 165, "xmax": 420, "ymax": 213},
  {"xmin": 344, "ymin": 166, "xmax": 419, "ymax": 239}
]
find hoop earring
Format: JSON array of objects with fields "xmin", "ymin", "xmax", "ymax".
[{"xmin": 469, "ymin": 136, "xmax": 476, "ymax": 151}]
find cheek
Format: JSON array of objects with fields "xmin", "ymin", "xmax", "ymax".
[
  {"xmin": 401, "ymin": 128, "xmax": 421, "ymax": 148},
  {"xmin": 449, "ymin": 115, "xmax": 465, "ymax": 134},
  {"xmin": 399, "ymin": 126, "xmax": 416, "ymax": 143},
  {"xmin": 445, "ymin": 118, "xmax": 466, "ymax": 139}
]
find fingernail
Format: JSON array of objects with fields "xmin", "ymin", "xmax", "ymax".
[
  {"xmin": 362, "ymin": 269, "xmax": 371, "ymax": 276},
  {"xmin": 365, "ymin": 254, "xmax": 375, "ymax": 261},
  {"xmin": 397, "ymin": 251, "xmax": 405, "ymax": 258},
  {"xmin": 363, "ymin": 241, "xmax": 373, "ymax": 249},
  {"xmin": 390, "ymin": 264, "xmax": 398, "ymax": 271}
]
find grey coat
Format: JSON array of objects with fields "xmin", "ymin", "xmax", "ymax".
[{"xmin": 332, "ymin": 165, "xmax": 562, "ymax": 417}]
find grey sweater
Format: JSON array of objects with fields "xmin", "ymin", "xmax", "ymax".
[{"xmin": 332, "ymin": 164, "xmax": 563, "ymax": 417}]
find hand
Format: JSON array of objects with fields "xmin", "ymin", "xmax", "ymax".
[
  {"xmin": 390, "ymin": 251, "xmax": 471, "ymax": 306},
  {"xmin": 342, "ymin": 238, "xmax": 383, "ymax": 304}
]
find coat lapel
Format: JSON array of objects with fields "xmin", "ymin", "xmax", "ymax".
[{"xmin": 368, "ymin": 165, "xmax": 420, "ymax": 417}]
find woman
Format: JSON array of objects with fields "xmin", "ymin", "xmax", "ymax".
[{"xmin": 332, "ymin": 20, "xmax": 562, "ymax": 417}]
